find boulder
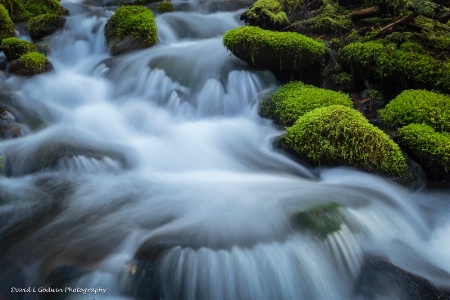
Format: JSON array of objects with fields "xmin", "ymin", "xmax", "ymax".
[
  {"xmin": 28, "ymin": 14, "xmax": 66, "ymax": 41},
  {"xmin": 9, "ymin": 52, "xmax": 53, "ymax": 76}
]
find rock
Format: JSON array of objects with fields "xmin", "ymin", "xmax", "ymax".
[
  {"xmin": 104, "ymin": 6, "xmax": 158, "ymax": 56},
  {"xmin": 258, "ymin": 81, "xmax": 353, "ymax": 126},
  {"xmin": 28, "ymin": 14, "xmax": 66, "ymax": 41},
  {"xmin": 0, "ymin": 37, "xmax": 38, "ymax": 61},
  {"xmin": 6, "ymin": 0, "xmax": 69, "ymax": 22},
  {"xmin": 282, "ymin": 105, "xmax": 411, "ymax": 179},
  {"xmin": 222, "ymin": 26, "xmax": 329, "ymax": 71},
  {"xmin": 240, "ymin": 0, "xmax": 289, "ymax": 30},
  {"xmin": 0, "ymin": 105, "xmax": 30, "ymax": 139},
  {"xmin": 0, "ymin": 4, "xmax": 15, "ymax": 43},
  {"xmin": 9, "ymin": 52, "xmax": 53, "ymax": 76},
  {"xmin": 157, "ymin": 1, "xmax": 174, "ymax": 13}
]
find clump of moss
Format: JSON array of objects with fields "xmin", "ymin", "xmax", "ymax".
[
  {"xmin": 282, "ymin": 105, "xmax": 408, "ymax": 177},
  {"xmin": 379, "ymin": 90, "xmax": 450, "ymax": 132},
  {"xmin": 397, "ymin": 124, "xmax": 450, "ymax": 181},
  {"xmin": 28, "ymin": 13, "xmax": 65, "ymax": 40},
  {"xmin": 0, "ymin": 4, "xmax": 14, "ymax": 43},
  {"xmin": 370, "ymin": 0, "xmax": 450, "ymax": 22},
  {"xmin": 240, "ymin": 0, "xmax": 289, "ymax": 30},
  {"xmin": 291, "ymin": 202, "xmax": 346, "ymax": 239},
  {"xmin": 339, "ymin": 41, "xmax": 450, "ymax": 93},
  {"xmin": 104, "ymin": 6, "xmax": 157, "ymax": 55},
  {"xmin": 223, "ymin": 26, "xmax": 329, "ymax": 71},
  {"xmin": 18, "ymin": 52, "xmax": 48, "ymax": 71},
  {"xmin": 299, "ymin": 0, "xmax": 352, "ymax": 34},
  {"xmin": 0, "ymin": 37, "xmax": 37, "ymax": 61},
  {"xmin": 2, "ymin": 0, "xmax": 68, "ymax": 22},
  {"xmin": 156, "ymin": 1, "xmax": 173, "ymax": 13},
  {"xmin": 259, "ymin": 81, "xmax": 353, "ymax": 126}
]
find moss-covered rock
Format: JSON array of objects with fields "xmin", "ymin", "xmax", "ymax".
[
  {"xmin": 10, "ymin": 52, "xmax": 52, "ymax": 76},
  {"xmin": 259, "ymin": 81, "xmax": 353, "ymax": 126},
  {"xmin": 339, "ymin": 41, "xmax": 450, "ymax": 94},
  {"xmin": 240, "ymin": 0, "xmax": 289, "ymax": 30},
  {"xmin": 379, "ymin": 90, "xmax": 450, "ymax": 132},
  {"xmin": 0, "ymin": 4, "xmax": 15, "ymax": 43},
  {"xmin": 104, "ymin": 6, "xmax": 157, "ymax": 55},
  {"xmin": 370, "ymin": 0, "xmax": 450, "ymax": 22},
  {"xmin": 156, "ymin": 1, "xmax": 173, "ymax": 13},
  {"xmin": 28, "ymin": 13, "xmax": 66, "ymax": 41},
  {"xmin": 291, "ymin": 202, "xmax": 346, "ymax": 239},
  {"xmin": 223, "ymin": 26, "xmax": 329, "ymax": 71},
  {"xmin": 1, "ymin": 0, "xmax": 68, "ymax": 22},
  {"xmin": 397, "ymin": 124, "xmax": 450, "ymax": 181},
  {"xmin": 0, "ymin": 37, "xmax": 38, "ymax": 61},
  {"xmin": 282, "ymin": 105, "xmax": 408, "ymax": 177}
]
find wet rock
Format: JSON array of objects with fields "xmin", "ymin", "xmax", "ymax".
[
  {"xmin": 9, "ymin": 54, "xmax": 53, "ymax": 76},
  {"xmin": 28, "ymin": 14, "xmax": 66, "ymax": 41},
  {"xmin": 0, "ymin": 105, "xmax": 30, "ymax": 139}
]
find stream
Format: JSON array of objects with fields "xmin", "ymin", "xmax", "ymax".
[{"xmin": 1, "ymin": 0, "xmax": 450, "ymax": 299}]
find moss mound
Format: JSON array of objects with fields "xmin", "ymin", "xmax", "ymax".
[
  {"xmin": 379, "ymin": 90, "xmax": 450, "ymax": 132},
  {"xmin": 291, "ymin": 202, "xmax": 346, "ymax": 239},
  {"xmin": 0, "ymin": 4, "xmax": 15, "ymax": 43},
  {"xmin": 104, "ymin": 5, "xmax": 157, "ymax": 55},
  {"xmin": 10, "ymin": 51, "xmax": 52, "ymax": 75},
  {"xmin": 2, "ymin": 0, "xmax": 68, "ymax": 22},
  {"xmin": 339, "ymin": 41, "xmax": 450, "ymax": 93},
  {"xmin": 240, "ymin": 0, "xmax": 289, "ymax": 30},
  {"xmin": 283, "ymin": 105, "xmax": 408, "ymax": 177},
  {"xmin": 223, "ymin": 26, "xmax": 329, "ymax": 71},
  {"xmin": 259, "ymin": 81, "xmax": 353, "ymax": 126},
  {"xmin": 397, "ymin": 124, "xmax": 450, "ymax": 181},
  {"xmin": 28, "ymin": 13, "xmax": 66, "ymax": 40},
  {"xmin": 0, "ymin": 37, "xmax": 38, "ymax": 61},
  {"xmin": 156, "ymin": 1, "xmax": 173, "ymax": 13}
]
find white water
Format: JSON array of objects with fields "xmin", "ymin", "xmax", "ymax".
[{"xmin": 1, "ymin": 1, "xmax": 450, "ymax": 299}]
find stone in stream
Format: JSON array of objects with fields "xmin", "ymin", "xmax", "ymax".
[
  {"xmin": 9, "ymin": 52, "xmax": 53, "ymax": 76},
  {"xmin": 28, "ymin": 14, "xmax": 66, "ymax": 41},
  {"xmin": 0, "ymin": 105, "xmax": 30, "ymax": 139}
]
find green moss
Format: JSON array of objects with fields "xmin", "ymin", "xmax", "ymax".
[
  {"xmin": 339, "ymin": 41, "xmax": 450, "ymax": 93},
  {"xmin": 397, "ymin": 124, "xmax": 450, "ymax": 181},
  {"xmin": 292, "ymin": 202, "xmax": 345, "ymax": 239},
  {"xmin": 28, "ymin": 13, "xmax": 65, "ymax": 40},
  {"xmin": 1, "ymin": 0, "xmax": 68, "ymax": 22},
  {"xmin": 0, "ymin": 4, "xmax": 14, "ymax": 43},
  {"xmin": 0, "ymin": 37, "xmax": 37, "ymax": 60},
  {"xmin": 107, "ymin": 6, "xmax": 157, "ymax": 46},
  {"xmin": 379, "ymin": 90, "xmax": 450, "ymax": 133},
  {"xmin": 240, "ymin": 0, "xmax": 289, "ymax": 30},
  {"xmin": 283, "ymin": 105, "xmax": 408, "ymax": 177},
  {"xmin": 156, "ymin": 1, "xmax": 173, "ymax": 13},
  {"xmin": 370, "ymin": 0, "xmax": 450, "ymax": 22},
  {"xmin": 259, "ymin": 81, "xmax": 353, "ymax": 126},
  {"xmin": 223, "ymin": 26, "xmax": 329, "ymax": 71},
  {"xmin": 17, "ymin": 51, "xmax": 49, "ymax": 73}
]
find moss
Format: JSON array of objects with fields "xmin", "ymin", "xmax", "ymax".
[
  {"xmin": 379, "ymin": 90, "xmax": 450, "ymax": 133},
  {"xmin": 240, "ymin": 0, "xmax": 289, "ymax": 30},
  {"xmin": 1, "ymin": 0, "xmax": 68, "ymax": 22},
  {"xmin": 298, "ymin": 0, "xmax": 352, "ymax": 34},
  {"xmin": 0, "ymin": 4, "xmax": 14, "ymax": 43},
  {"xmin": 291, "ymin": 202, "xmax": 346, "ymax": 239},
  {"xmin": 223, "ymin": 26, "xmax": 329, "ymax": 71},
  {"xmin": 27, "ymin": 13, "xmax": 65, "ymax": 40},
  {"xmin": 17, "ymin": 52, "xmax": 49, "ymax": 73},
  {"xmin": 0, "ymin": 37, "xmax": 37, "ymax": 60},
  {"xmin": 105, "ymin": 6, "xmax": 157, "ymax": 47},
  {"xmin": 156, "ymin": 1, "xmax": 173, "ymax": 13},
  {"xmin": 339, "ymin": 41, "xmax": 450, "ymax": 93},
  {"xmin": 259, "ymin": 81, "xmax": 353, "ymax": 126},
  {"xmin": 370, "ymin": 0, "xmax": 450, "ymax": 22},
  {"xmin": 283, "ymin": 105, "xmax": 408, "ymax": 177},
  {"xmin": 397, "ymin": 124, "xmax": 450, "ymax": 181}
]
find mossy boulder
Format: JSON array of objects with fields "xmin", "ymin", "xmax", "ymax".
[
  {"xmin": 156, "ymin": 1, "xmax": 173, "ymax": 13},
  {"xmin": 259, "ymin": 81, "xmax": 353, "ymax": 126},
  {"xmin": 379, "ymin": 90, "xmax": 450, "ymax": 132},
  {"xmin": 2, "ymin": 0, "xmax": 69, "ymax": 22},
  {"xmin": 291, "ymin": 202, "xmax": 346, "ymax": 239},
  {"xmin": 0, "ymin": 37, "xmax": 38, "ymax": 61},
  {"xmin": 240, "ymin": 0, "xmax": 289, "ymax": 30},
  {"xmin": 397, "ymin": 124, "xmax": 450, "ymax": 181},
  {"xmin": 282, "ymin": 105, "xmax": 409, "ymax": 177},
  {"xmin": 104, "ymin": 6, "xmax": 158, "ymax": 56},
  {"xmin": 0, "ymin": 4, "xmax": 15, "ymax": 43},
  {"xmin": 10, "ymin": 52, "xmax": 52, "ymax": 76},
  {"xmin": 223, "ymin": 26, "xmax": 329, "ymax": 71},
  {"xmin": 28, "ymin": 13, "xmax": 66, "ymax": 41},
  {"xmin": 339, "ymin": 41, "xmax": 450, "ymax": 94}
]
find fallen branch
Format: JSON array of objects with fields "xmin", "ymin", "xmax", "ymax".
[
  {"xmin": 373, "ymin": 14, "xmax": 417, "ymax": 38},
  {"xmin": 348, "ymin": 6, "xmax": 378, "ymax": 20}
]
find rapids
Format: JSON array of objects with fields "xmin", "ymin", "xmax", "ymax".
[{"xmin": 0, "ymin": 1, "xmax": 449, "ymax": 299}]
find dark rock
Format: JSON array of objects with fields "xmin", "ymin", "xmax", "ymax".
[
  {"xmin": 9, "ymin": 59, "xmax": 53, "ymax": 76},
  {"xmin": 28, "ymin": 14, "xmax": 66, "ymax": 41},
  {"xmin": 110, "ymin": 35, "xmax": 148, "ymax": 56}
]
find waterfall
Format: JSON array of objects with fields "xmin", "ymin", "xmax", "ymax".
[{"xmin": 0, "ymin": 0, "xmax": 449, "ymax": 299}]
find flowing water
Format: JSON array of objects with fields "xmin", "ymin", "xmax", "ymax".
[{"xmin": 1, "ymin": 1, "xmax": 450, "ymax": 299}]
